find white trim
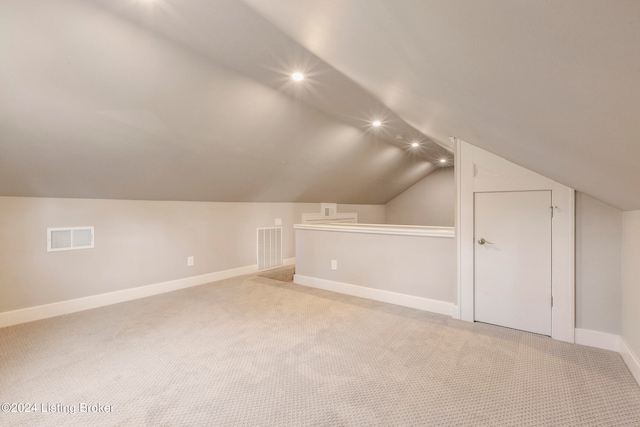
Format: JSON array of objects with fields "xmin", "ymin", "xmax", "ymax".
[
  {"xmin": 257, "ymin": 257, "xmax": 296, "ymax": 272},
  {"xmin": 294, "ymin": 223, "xmax": 455, "ymax": 238},
  {"xmin": 455, "ymin": 139, "xmax": 575, "ymax": 343},
  {"xmin": 301, "ymin": 204, "xmax": 358, "ymax": 225},
  {"xmin": 456, "ymin": 138, "xmax": 476, "ymax": 323},
  {"xmin": 294, "ymin": 274, "xmax": 454, "ymax": 316},
  {"xmin": 620, "ymin": 337, "xmax": 640, "ymax": 386},
  {"xmin": 47, "ymin": 226, "xmax": 94, "ymax": 252},
  {"xmin": 574, "ymin": 328, "xmax": 620, "ymax": 352},
  {"xmin": 0, "ymin": 264, "xmax": 258, "ymax": 329},
  {"xmin": 452, "ymin": 305, "xmax": 460, "ymax": 319},
  {"xmin": 454, "ymin": 138, "xmax": 464, "ymax": 324},
  {"xmin": 573, "ymin": 330, "xmax": 640, "ymax": 388}
]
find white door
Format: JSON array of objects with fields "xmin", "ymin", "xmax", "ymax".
[{"xmin": 474, "ymin": 191, "xmax": 552, "ymax": 336}]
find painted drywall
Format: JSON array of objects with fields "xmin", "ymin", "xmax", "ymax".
[
  {"xmin": 622, "ymin": 210, "xmax": 640, "ymax": 363},
  {"xmin": 295, "ymin": 228, "xmax": 456, "ymax": 304},
  {"xmin": 0, "ymin": 0, "xmax": 437, "ymax": 204},
  {"xmin": 575, "ymin": 193, "xmax": 622, "ymax": 334},
  {"xmin": 385, "ymin": 167, "xmax": 454, "ymax": 226},
  {"xmin": 246, "ymin": 0, "xmax": 640, "ymax": 211},
  {"xmin": 456, "ymin": 139, "xmax": 575, "ymax": 342},
  {"xmin": 336, "ymin": 204, "xmax": 386, "ymax": 224},
  {"xmin": 0, "ymin": 197, "xmax": 383, "ymax": 313}
]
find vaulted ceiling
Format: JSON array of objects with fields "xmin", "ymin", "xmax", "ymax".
[
  {"xmin": 1, "ymin": 0, "xmax": 639, "ymax": 209},
  {"xmin": 243, "ymin": 0, "xmax": 640, "ymax": 211},
  {"xmin": 0, "ymin": 0, "xmax": 447, "ymax": 204}
]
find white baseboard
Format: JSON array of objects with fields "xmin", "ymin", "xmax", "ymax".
[
  {"xmin": 574, "ymin": 328, "xmax": 621, "ymax": 352},
  {"xmin": 294, "ymin": 274, "xmax": 453, "ymax": 316},
  {"xmin": 574, "ymin": 328, "xmax": 640, "ymax": 387},
  {"xmin": 451, "ymin": 305, "xmax": 460, "ymax": 319},
  {"xmin": 620, "ymin": 337, "xmax": 640, "ymax": 386},
  {"xmin": 0, "ymin": 264, "xmax": 258, "ymax": 329}
]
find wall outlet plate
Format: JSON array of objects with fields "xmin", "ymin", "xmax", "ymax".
[
  {"xmin": 187, "ymin": 256, "xmax": 194, "ymax": 267},
  {"xmin": 275, "ymin": 218, "xmax": 282, "ymax": 226},
  {"xmin": 331, "ymin": 259, "xmax": 338, "ymax": 270}
]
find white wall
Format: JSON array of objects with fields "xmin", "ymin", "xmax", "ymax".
[
  {"xmin": 385, "ymin": 167, "xmax": 455, "ymax": 226},
  {"xmin": 575, "ymin": 193, "xmax": 622, "ymax": 334},
  {"xmin": 295, "ymin": 226, "xmax": 456, "ymax": 313},
  {"xmin": 456, "ymin": 139, "xmax": 575, "ymax": 342},
  {"xmin": 338, "ymin": 204, "xmax": 386, "ymax": 224},
  {"xmin": 621, "ymin": 210, "xmax": 640, "ymax": 381},
  {"xmin": 0, "ymin": 197, "xmax": 384, "ymax": 315}
]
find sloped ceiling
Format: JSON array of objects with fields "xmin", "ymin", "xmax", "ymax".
[
  {"xmin": 0, "ymin": 0, "xmax": 448, "ymax": 204},
  {"xmin": 244, "ymin": 0, "xmax": 640, "ymax": 211},
  {"xmin": 3, "ymin": 1, "xmax": 638, "ymax": 210}
]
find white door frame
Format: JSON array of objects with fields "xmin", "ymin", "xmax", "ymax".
[{"xmin": 454, "ymin": 138, "xmax": 575, "ymax": 343}]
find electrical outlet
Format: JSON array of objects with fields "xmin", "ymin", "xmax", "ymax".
[
  {"xmin": 187, "ymin": 256, "xmax": 194, "ymax": 267},
  {"xmin": 275, "ymin": 218, "xmax": 282, "ymax": 226},
  {"xmin": 331, "ymin": 259, "xmax": 338, "ymax": 270}
]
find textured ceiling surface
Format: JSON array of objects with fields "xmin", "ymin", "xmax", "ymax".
[
  {"xmin": 0, "ymin": 0, "xmax": 447, "ymax": 204},
  {"xmin": 2, "ymin": 0, "xmax": 638, "ymax": 209}
]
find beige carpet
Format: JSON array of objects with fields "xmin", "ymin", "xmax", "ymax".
[{"xmin": 1, "ymin": 267, "xmax": 639, "ymax": 426}]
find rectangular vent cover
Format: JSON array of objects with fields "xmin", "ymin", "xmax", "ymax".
[
  {"xmin": 257, "ymin": 227, "xmax": 282, "ymax": 271},
  {"xmin": 47, "ymin": 227, "xmax": 94, "ymax": 252}
]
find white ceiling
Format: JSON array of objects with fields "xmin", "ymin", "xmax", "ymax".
[
  {"xmin": 0, "ymin": 0, "xmax": 448, "ymax": 204},
  {"xmin": 244, "ymin": 0, "xmax": 640, "ymax": 211},
  {"xmin": 2, "ymin": 0, "xmax": 639, "ymax": 209}
]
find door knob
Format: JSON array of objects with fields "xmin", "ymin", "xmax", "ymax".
[{"xmin": 477, "ymin": 238, "xmax": 493, "ymax": 245}]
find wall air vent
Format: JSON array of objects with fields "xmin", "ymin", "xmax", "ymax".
[
  {"xmin": 257, "ymin": 227, "xmax": 282, "ymax": 271},
  {"xmin": 47, "ymin": 227, "xmax": 94, "ymax": 252}
]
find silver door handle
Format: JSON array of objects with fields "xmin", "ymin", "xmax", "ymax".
[{"xmin": 477, "ymin": 238, "xmax": 493, "ymax": 245}]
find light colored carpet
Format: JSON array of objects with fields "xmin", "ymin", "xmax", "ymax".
[{"xmin": 1, "ymin": 267, "xmax": 639, "ymax": 426}]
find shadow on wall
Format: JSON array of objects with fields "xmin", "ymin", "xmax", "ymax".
[{"xmin": 385, "ymin": 167, "xmax": 455, "ymax": 226}]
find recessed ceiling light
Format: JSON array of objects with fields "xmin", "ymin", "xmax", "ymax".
[
  {"xmin": 372, "ymin": 120, "xmax": 382, "ymax": 127},
  {"xmin": 291, "ymin": 72, "xmax": 304, "ymax": 82},
  {"xmin": 411, "ymin": 142, "xmax": 420, "ymax": 148},
  {"xmin": 440, "ymin": 158, "xmax": 447, "ymax": 163}
]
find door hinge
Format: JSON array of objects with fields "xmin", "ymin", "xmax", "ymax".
[
  {"xmin": 551, "ymin": 296, "xmax": 554, "ymax": 307},
  {"xmin": 550, "ymin": 205, "xmax": 558, "ymax": 218}
]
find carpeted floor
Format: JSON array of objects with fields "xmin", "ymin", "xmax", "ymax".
[{"xmin": 1, "ymin": 267, "xmax": 639, "ymax": 426}]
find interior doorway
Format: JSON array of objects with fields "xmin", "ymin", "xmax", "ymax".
[{"xmin": 474, "ymin": 190, "xmax": 552, "ymax": 336}]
